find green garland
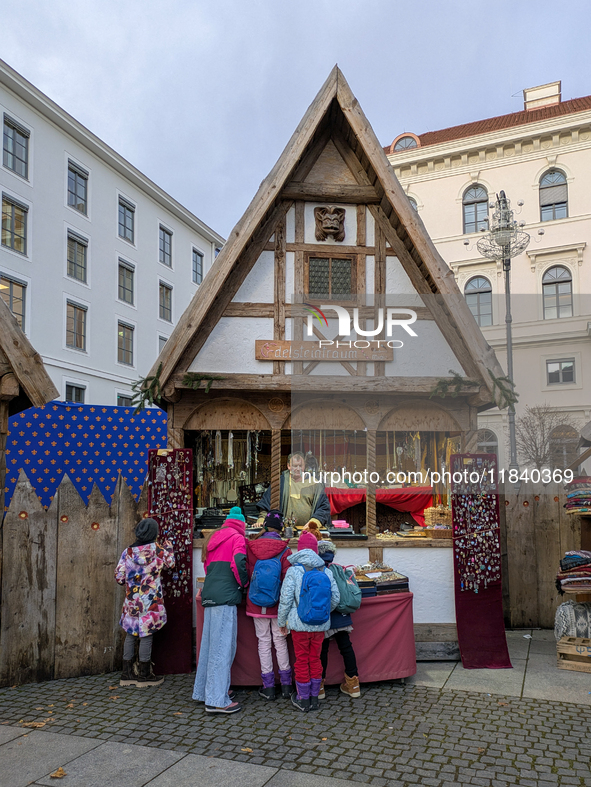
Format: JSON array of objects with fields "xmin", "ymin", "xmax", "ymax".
[
  {"xmin": 131, "ymin": 363, "xmax": 162, "ymax": 413},
  {"xmin": 488, "ymin": 369, "xmax": 519, "ymax": 410},
  {"xmin": 429, "ymin": 371, "xmax": 479, "ymax": 399},
  {"xmin": 182, "ymin": 372, "xmax": 225, "ymax": 393}
]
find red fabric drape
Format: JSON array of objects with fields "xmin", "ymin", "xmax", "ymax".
[
  {"xmin": 195, "ymin": 591, "xmax": 416, "ymax": 684},
  {"xmin": 326, "ymin": 487, "xmax": 434, "ymax": 526}
]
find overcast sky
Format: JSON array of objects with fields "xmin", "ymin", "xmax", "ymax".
[{"xmin": 2, "ymin": 1, "xmax": 590, "ymax": 238}]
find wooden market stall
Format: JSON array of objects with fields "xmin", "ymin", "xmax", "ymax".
[{"xmin": 146, "ymin": 67, "xmax": 507, "ymax": 659}]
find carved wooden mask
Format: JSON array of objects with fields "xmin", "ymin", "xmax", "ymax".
[{"xmin": 314, "ymin": 206, "xmax": 346, "ymax": 242}]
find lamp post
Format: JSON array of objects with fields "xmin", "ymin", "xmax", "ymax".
[{"xmin": 476, "ymin": 191, "xmax": 530, "ymax": 472}]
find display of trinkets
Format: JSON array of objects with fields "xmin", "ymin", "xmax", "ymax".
[
  {"xmin": 148, "ymin": 448, "xmax": 193, "ymax": 601},
  {"xmin": 450, "ymin": 453, "xmax": 501, "ymax": 594}
]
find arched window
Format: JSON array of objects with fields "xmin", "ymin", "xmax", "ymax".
[
  {"xmin": 542, "ymin": 266, "xmax": 572, "ymax": 319},
  {"xmin": 549, "ymin": 424, "xmax": 578, "ymax": 470},
  {"xmin": 463, "ymin": 185, "xmax": 488, "ymax": 234},
  {"xmin": 477, "ymin": 429, "xmax": 498, "ymax": 458},
  {"xmin": 465, "ymin": 276, "xmax": 492, "ymax": 326},
  {"xmin": 394, "ymin": 136, "xmax": 417, "ymax": 151},
  {"xmin": 407, "ymin": 196, "xmax": 418, "ymax": 212},
  {"xmin": 540, "ymin": 170, "xmax": 568, "ymax": 222}
]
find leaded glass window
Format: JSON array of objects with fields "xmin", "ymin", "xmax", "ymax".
[{"xmin": 307, "ymin": 256, "xmax": 354, "ymax": 300}]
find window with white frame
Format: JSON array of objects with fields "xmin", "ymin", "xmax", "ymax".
[
  {"xmin": 407, "ymin": 197, "xmax": 418, "ymax": 212},
  {"xmin": 118, "ymin": 260, "xmax": 134, "ymax": 305},
  {"xmin": 477, "ymin": 429, "xmax": 498, "ymax": 458},
  {"xmin": 464, "ymin": 276, "xmax": 492, "ymax": 327},
  {"xmin": 2, "ymin": 194, "xmax": 28, "ymax": 254},
  {"xmin": 117, "ymin": 322, "xmax": 134, "ymax": 365},
  {"xmin": 158, "ymin": 335, "xmax": 168, "ymax": 353},
  {"xmin": 118, "ymin": 197, "xmax": 135, "ymax": 243},
  {"xmin": 540, "ymin": 170, "xmax": 568, "ymax": 222},
  {"xmin": 192, "ymin": 248, "xmax": 203, "ymax": 284},
  {"xmin": 3, "ymin": 115, "xmax": 29, "ymax": 179},
  {"xmin": 66, "ymin": 302, "xmax": 87, "ymax": 350},
  {"xmin": 117, "ymin": 393, "xmax": 133, "ymax": 407},
  {"xmin": 394, "ymin": 136, "xmax": 417, "ymax": 151},
  {"xmin": 0, "ymin": 274, "xmax": 26, "ymax": 328},
  {"xmin": 542, "ymin": 265, "xmax": 572, "ymax": 319},
  {"xmin": 546, "ymin": 358, "xmax": 575, "ymax": 385},
  {"xmin": 159, "ymin": 226, "xmax": 172, "ymax": 266},
  {"xmin": 65, "ymin": 383, "xmax": 85, "ymax": 403},
  {"xmin": 67, "ymin": 231, "xmax": 88, "ymax": 283},
  {"xmin": 462, "ymin": 185, "xmax": 488, "ymax": 234},
  {"xmin": 159, "ymin": 282, "xmax": 172, "ymax": 321},
  {"xmin": 68, "ymin": 161, "xmax": 88, "ymax": 214}
]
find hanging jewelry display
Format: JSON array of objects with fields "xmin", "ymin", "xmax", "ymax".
[
  {"xmin": 148, "ymin": 448, "xmax": 193, "ymax": 600},
  {"xmin": 227, "ymin": 431, "xmax": 234, "ymax": 469},
  {"xmin": 450, "ymin": 453, "xmax": 501, "ymax": 594},
  {"xmin": 246, "ymin": 430, "xmax": 251, "ymax": 468},
  {"xmin": 214, "ymin": 430, "xmax": 222, "ymax": 465}
]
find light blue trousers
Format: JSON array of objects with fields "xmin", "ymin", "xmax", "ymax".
[{"xmin": 193, "ymin": 604, "xmax": 237, "ymax": 707}]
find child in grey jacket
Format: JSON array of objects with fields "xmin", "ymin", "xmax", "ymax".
[{"xmin": 277, "ymin": 531, "xmax": 339, "ymax": 712}]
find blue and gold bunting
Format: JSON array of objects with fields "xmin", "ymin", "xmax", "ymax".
[{"xmin": 5, "ymin": 402, "xmax": 167, "ymax": 510}]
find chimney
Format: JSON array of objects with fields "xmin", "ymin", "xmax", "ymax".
[{"xmin": 523, "ymin": 81, "xmax": 561, "ymax": 111}]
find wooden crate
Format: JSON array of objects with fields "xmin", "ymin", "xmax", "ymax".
[{"xmin": 556, "ymin": 636, "xmax": 591, "ymax": 673}]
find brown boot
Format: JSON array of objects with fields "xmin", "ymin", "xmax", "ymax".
[
  {"xmin": 340, "ymin": 674, "xmax": 360, "ymax": 698},
  {"xmin": 318, "ymin": 679, "xmax": 325, "ymax": 700},
  {"xmin": 136, "ymin": 660, "xmax": 164, "ymax": 687},
  {"xmin": 119, "ymin": 659, "xmax": 138, "ymax": 687}
]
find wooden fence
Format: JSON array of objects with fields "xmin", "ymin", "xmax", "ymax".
[
  {"xmin": 0, "ymin": 471, "xmax": 147, "ymax": 687},
  {"xmin": 0, "ymin": 474, "xmax": 588, "ymax": 686}
]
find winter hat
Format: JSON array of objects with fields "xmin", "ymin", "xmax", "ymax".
[
  {"xmin": 264, "ymin": 509, "xmax": 284, "ymax": 531},
  {"xmin": 317, "ymin": 540, "xmax": 336, "ymax": 556},
  {"xmin": 227, "ymin": 506, "xmax": 245, "ymax": 522},
  {"xmin": 135, "ymin": 517, "xmax": 159, "ymax": 544},
  {"xmin": 298, "ymin": 531, "xmax": 318, "ymax": 553}
]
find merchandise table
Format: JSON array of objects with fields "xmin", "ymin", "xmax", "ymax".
[
  {"xmin": 195, "ymin": 590, "xmax": 416, "ymax": 685},
  {"xmin": 326, "ymin": 487, "xmax": 434, "ymax": 527}
]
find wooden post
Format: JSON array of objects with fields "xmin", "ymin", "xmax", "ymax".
[
  {"xmin": 293, "ymin": 202, "xmax": 305, "ymax": 375},
  {"xmin": 270, "ymin": 429, "xmax": 282, "ymax": 510},
  {"xmin": 366, "ymin": 429, "xmax": 377, "ymax": 536},
  {"xmin": 167, "ymin": 402, "xmax": 184, "ymax": 449},
  {"xmin": 274, "ymin": 216, "xmax": 286, "ymax": 375},
  {"xmin": 374, "ymin": 225, "xmax": 386, "ymax": 377}
]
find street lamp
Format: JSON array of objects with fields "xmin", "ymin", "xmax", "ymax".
[{"xmin": 476, "ymin": 191, "xmax": 530, "ymax": 472}]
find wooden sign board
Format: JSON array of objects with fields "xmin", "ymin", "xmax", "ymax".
[{"xmin": 255, "ymin": 340, "xmax": 393, "ymax": 362}]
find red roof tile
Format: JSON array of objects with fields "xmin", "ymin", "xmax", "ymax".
[{"xmin": 385, "ymin": 95, "xmax": 591, "ymax": 153}]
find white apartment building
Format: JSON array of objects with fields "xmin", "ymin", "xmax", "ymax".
[
  {"xmin": 0, "ymin": 59, "xmax": 224, "ymax": 406},
  {"xmin": 385, "ymin": 81, "xmax": 591, "ymax": 469}
]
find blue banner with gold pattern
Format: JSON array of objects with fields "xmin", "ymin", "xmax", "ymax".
[{"xmin": 5, "ymin": 402, "xmax": 167, "ymax": 510}]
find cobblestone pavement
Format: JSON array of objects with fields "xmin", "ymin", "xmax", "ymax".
[{"xmin": 1, "ymin": 674, "xmax": 590, "ymax": 786}]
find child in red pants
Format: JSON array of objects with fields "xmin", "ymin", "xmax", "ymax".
[{"xmin": 277, "ymin": 531, "xmax": 340, "ymax": 712}]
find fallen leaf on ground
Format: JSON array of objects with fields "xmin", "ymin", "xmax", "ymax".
[
  {"xmin": 35, "ymin": 707, "xmax": 44, "ymax": 711},
  {"xmin": 48, "ymin": 704, "xmax": 54, "ymax": 707},
  {"xmin": 82, "ymin": 703, "xmax": 88, "ymax": 706},
  {"xmin": 497, "ymin": 702, "xmax": 508, "ymax": 707},
  {"xmin": 66, "ymin": 704, "xmax": 74, "ymax": 709},
  {"xmin": 47, "ymin": 711, "xmax": 53, "ymax": 714},
  {"xmin": 321, "ymin": 737, "xmax": 327, "ymax": 741},
  {"xmin": 423, "ymin": 733, "xmax": 428, "ymax": 738},
  {"xmin": 109, "ymin": 696, "xmax": 119, "ymax": 700},
  {"xmin": 21, "ymin": 722, "xmax": 45, "ymax": 728},
  {"xmin": 173, "ymin": 712, "xmax": 183, "ymax": 716},
  {"xmin": 478, "ymin": 747, "xmax": 485, "ymax": 753},
  {"xmin": 108, "ymin": 686, "xmax": 117, "ymax": 690},
  {"xmin": 49, "ymin": 767, "xmax": 66, "ymax": 779},
  {"xmin": 241, "ymin": 748, "xmax": 253, "ymax": 753}
]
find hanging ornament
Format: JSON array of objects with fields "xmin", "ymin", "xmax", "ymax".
[
  {"xmin": 228, "ymin": 431, "xmax": 234, "ymax": 469},
  {"xmin": 246, "ymin": 430, "xmax": 251, "ymax": 468},
  {"xmin": 215, "ymin": 430, "xmax": 222, "ymax": 465}
]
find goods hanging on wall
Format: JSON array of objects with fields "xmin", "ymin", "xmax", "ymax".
[
  {"xmin": 148, "ymin": 448, "xmax": 193, "ymax": 673},
  {"xmin": 450, "ymin": 453, "xmax": 511, "ymax": 669}
]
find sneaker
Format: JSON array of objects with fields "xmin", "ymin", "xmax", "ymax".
[
  {"xmin": 280, "ymin": 683, "xmax": 292, "ymax": 699},
  {"xmin": 258, "ymin": 686, "xmax": 275, "ymax": 701},
  {"xmin": 205, "ymin": 702, "xmax": 242, "ymax": 714},
  {"xmin": 309, "ymin": 695, "xmax": 319, "ymax": 711},
  {"xmin": 291, "ymin": 692, "xmax": 310, "ymax": 712}
]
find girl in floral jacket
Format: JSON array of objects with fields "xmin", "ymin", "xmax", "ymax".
[{"xmin": 115, "ymin": 517, "xmax": 175, "ymax": 687}]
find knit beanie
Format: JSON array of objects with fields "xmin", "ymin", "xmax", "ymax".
[
  {"xmin": 227, "ymin": 506, "xmax": 245, "ymax": 522},
  {"xmin": 318, "ymin": 540, "xmax": 336, "ymax": 555},
  {"xmin": 298, "ymin": 531, "xmax": 318, "ymax": 553},
  {"xmin": 135, "ymin": 517, "xmax": 159, "ymax": 544},
  {"xmin": 264, "ymin": 509, "xmax": 284, "ymax": 531}
]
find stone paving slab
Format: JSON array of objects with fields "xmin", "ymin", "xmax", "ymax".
[
  {"xmin": 265, "ymin": 770, "xmax": 360, "ymax": 787},
  {"xmin": 0, "ymin": 729, "xmax": 100, "ymax": 787},
  {"xmin": 523, "ymin": 651, "xmax": 591, "ymax": 705},
  {"xmin": 1, "ymin": 670, "xmax": 591, "ymax": 787},
  {"xmin": 36, "ymin": 740, "xmax": 184, "ymax": 787},
  {"xmin": 407, "ymin": 661, "xmax": 454, "ymax": 689},
  {"xmin": 443, "ymin": 657, "xmax": 526, "ymax": 696},
  {"xmin": 0, "ymin": 723, "xmax": 26, "ymax": 745},
  {"xmin": 144, "ymin": 753, "xmax": 277, "ymax": 787}
]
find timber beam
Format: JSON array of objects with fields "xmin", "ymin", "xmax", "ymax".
[{"xmin": 282, "ymin": 182, "xmax": 380, "ymax": 204}]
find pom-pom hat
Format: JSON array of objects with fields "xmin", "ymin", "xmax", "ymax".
[
  {"xmin": 227, "ymin": 506, "xmax": 245, "ymax": 522},
  {"xmin": 297, "ymin": 531, "xmax": 318, "ymax": 553}
]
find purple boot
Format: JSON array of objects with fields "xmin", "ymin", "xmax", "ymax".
[
  {"xmin": 258, "ymin": 671, "xmax": 276, "ymax": 701},
  {"xmin": 310, "ymin": 678, "xmax": 322, "ymax": 711},
  {"xmin": 278, "ymin": 668, "xmax": 292, "ymax": 699},
  {"xmin": 292, "ymin": 681, "xmax": 310, "ymax": 712}
]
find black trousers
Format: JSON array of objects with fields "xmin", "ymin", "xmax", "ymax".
[{"xmin": 320, "ymin": 630, "xmax": 358, "ymax": 679}]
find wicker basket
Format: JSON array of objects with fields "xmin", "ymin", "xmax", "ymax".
[
  {"xmin": 426, "ymin": 527, "xmax": 452, "ymax": 539},
  {"xmin": 424, "ymin": 505, "xmax": 452, "ymax": 527}
]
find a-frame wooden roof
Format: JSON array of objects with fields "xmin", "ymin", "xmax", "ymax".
[
  {"xmin": 151, "ymin": 66, "xmax": 505, "ymax": 405},
  {"xmin": 0, "ymin": 298, "xmax": 58, "ymax": 410}
]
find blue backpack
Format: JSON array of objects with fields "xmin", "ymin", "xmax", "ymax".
[
  {"xmin": 248, "ymin": 548, "xmax": 288, "ymax": 608},
  {"xmin": 297, "ymin": 566, "xmax": 332, "ymax": 626}
]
